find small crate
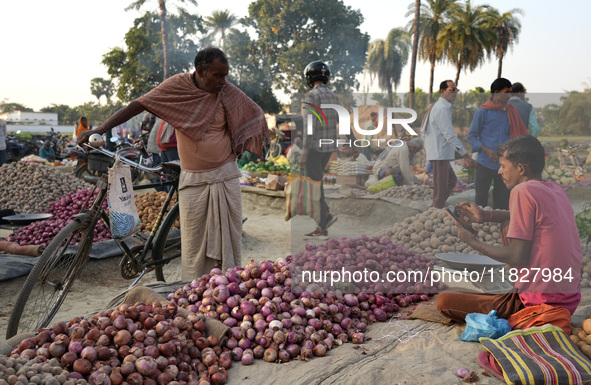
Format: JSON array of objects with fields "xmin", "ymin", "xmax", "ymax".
[{"xmin": 87, "ymin": 152, "xmax": 114, "ymax": 172}]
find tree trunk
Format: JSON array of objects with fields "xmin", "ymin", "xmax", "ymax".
[
  {"xmin": 408, "ymin": 0, "xmax": 420, "ymax": 109},
  {"xmin": 387, "ymin": 84, "xmax": 398, "ymax": 137},
  {"xmin": 429, "ymin": 56, "xmax": 436, "ymax": 102},
  {"xmin": 497, "ymin": 50, "xmax": 504, "ymax": 79},
  {"xmin": 159, "ymin": 0, "xmax": 169, "ymax": 80},
  {"xmin": 455, "ymin": 60, "xmax": 461, "ymax": 86}
]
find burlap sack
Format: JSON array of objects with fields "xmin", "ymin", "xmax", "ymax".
[{"xmin": 0, "ymin": 332, "xmax": 36, "ymax": 355}]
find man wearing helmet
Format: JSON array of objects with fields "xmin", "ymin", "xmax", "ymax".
[{"xmin": 300, "ymin": 60, "xmax": 344, "ymax": 239}]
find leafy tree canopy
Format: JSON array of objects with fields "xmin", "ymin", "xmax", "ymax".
[
  {"xmin": 247, "ymin": 0, "xmax": 369, "ymax": 94},
  {"xmin": 102, "ymin": 11, "xmax": 202, "ymax": 103},
  {"xmin": 225, "ymin": 30, "xmax": 282, "ymax": 114},
  {"xmin": 0, "ymin": 102, "xmax": 33, "ymax": 113}
]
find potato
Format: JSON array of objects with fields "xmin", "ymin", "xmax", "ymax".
[
  {"xmin": 583, "ymin": 319, "xmax": 591, "ymax": 335},
  {"xmin": 581, "ymin": 344, "xmax": 591, "ymax": 360},
  {"xmin": 578, "ymin": 330, "xmax": 588, "ymax": 341},
  {"xmin": 571, "ymin": 335, "xmax": 581, "ymax": 344}
]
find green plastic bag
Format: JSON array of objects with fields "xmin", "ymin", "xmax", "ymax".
[{"xmin": 367, "ymin": 175, "xmax": 396, "ymax": 193}]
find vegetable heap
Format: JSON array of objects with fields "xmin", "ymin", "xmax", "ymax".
[
  {"xmin": 166, "ymin": 237, "xmax": 440, "ymax": 367},
  {"xmin": 9, "ymin": 303, "xmax": 231, "ymax": 385},
  {"xmin": 0, "ymin": 162, "xmax": 90, "ymax": 214},
  {"xmin": 4, "ymin": 188, "xmax": 111, "ymax": 247}
]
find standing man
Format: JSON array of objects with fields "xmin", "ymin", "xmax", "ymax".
[
  {"xmin": 0, "ymin": 119, "xmax": 6, "ymax": 165},
  {"xmin": 300, "ymin": 60, "xmax": 342, "ymax": 239},
  {"xmin": 467, "ymin": 78, "xmax": 527, "ymax": 210},
  {"xmin": 421, "ymin": 80, "xmax": 475, "ymax": 208},
  {"xmin": 508, "ymin": 82, "xmax": 539, "ymax": 137},
  {"xmin": 78, "ymin": 47, "xmax": 268, "ymax": 281}
]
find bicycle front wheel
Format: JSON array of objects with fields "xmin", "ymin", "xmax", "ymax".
[
  {"xmin": 151, "ymin": 203, "xmax": 182, "ymax": 283},
  {"xmin": 6, "ymin": 216, "xmax": 93, "ymax": 339}
]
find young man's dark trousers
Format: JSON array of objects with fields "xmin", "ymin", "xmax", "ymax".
[
  {"xmin": 474, "ymin": 163, "xmax": 509, "ymax": 210},
  {"xmin": 305, "ymin": 149, "xmax": 332, "ymax": 229},
  {"xmin": 431, "ymin": 160, "xmax": 457, "ymax": 209}
]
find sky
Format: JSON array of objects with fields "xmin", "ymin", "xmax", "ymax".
[{"xmin": 2, "ymin": 0, "xmax": 590, "ymax": 112}]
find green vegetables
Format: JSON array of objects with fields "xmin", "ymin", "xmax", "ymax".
[{"xmin": 576, "ymin": 204, "xmax": 591, "ymax": 239}]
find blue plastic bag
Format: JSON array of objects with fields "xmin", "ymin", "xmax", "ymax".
[{"xmin": 461, "ymin": 310, "xmax": 511, "ymax": 342}]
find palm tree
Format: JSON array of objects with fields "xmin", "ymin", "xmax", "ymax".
[
  {"xmin": 438, "ymin": 0, "xmax": 496, "ymax": 86},
  {"xmin": 407, "ymin": 0, "xmax": 457, "ymax": 100},
  {"xmin": 366, "ymin": 28, "xmax": 410, "ymax": 108},
  {"xmin": 489, "ymin": 8, "xmax": 523, "ymax": 78},
  {"xmin": 126, "ymin": 0, "xmax": 197, "ymax": 80},
  {"xmin": 204, "ymin": 10, "xmax": 237, "ymax": 52},
  {"xmin": 408, "ymin": 0, "xmax": 420, "ymax": 109}
]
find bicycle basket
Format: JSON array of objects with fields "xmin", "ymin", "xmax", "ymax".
[{"xmin": 88, "ymin": 152, "xmax": 114, "ymax": 172}]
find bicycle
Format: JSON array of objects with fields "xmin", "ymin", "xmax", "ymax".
[{"xmin": 6, "ymin": 141, "xmax": 183, "ymax": 339}]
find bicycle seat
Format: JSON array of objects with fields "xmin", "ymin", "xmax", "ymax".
[
  {"xmin": 162, "ymin": 161, "xmax": 181, "ymax": 174},
  {"xmin": 83, "ymin": 175, "xmax": 100, "ymax": 185}
]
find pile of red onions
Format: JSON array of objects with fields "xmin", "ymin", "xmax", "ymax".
[
  {"xmin": 5, "ymin": 188, "xmax": 111, "ymax": 246},
  {"xmin": 10, "ymin": 302, "xmax": 231, "ymax": 385},
  {"xmin": 167, "ymin": 236, "xmax": 443, "ymax": 366}
]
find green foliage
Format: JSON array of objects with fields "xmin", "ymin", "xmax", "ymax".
[
  {"xmin": 90, "ymin": 78, "xmax": 114, "ymax": 105},
  {"xmin": 102, "ymin": 12, "xmax": 201, "ymax": 102},
  {"xmin": 366, "ymin": 28, "xmax": 410, "ymax": 107},
  {"xmin": 225, "ymin": 29, "xmax": 281, "ymax": 114},
  {"xmin": 539, "ymin": 91, "xmax": 591, "ymax": 136},
  {"xmin": 0, "ymin": 102, "xmax": 33, "ymax": 113},
  {"xmin": 204, "ymin": 9, "xmax": 238, "ymax": 51},
  {"xmin": 437, "ymin": 0, "xmax": 497, "ymax": 85},
  {"xmin": 247, "ymin": 0, "xmax": 369, "ymax": 94},
  {"xmin": 576, "ymin": 204, "xmax": 591, "ymax": 239}
]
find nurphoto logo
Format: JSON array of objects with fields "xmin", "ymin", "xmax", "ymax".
[{"xmin": 305, "ymin": 104, "xmax": 419, "ymax": 149}]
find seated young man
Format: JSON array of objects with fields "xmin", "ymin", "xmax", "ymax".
[{"xmin": 436, "ymin": 135, "xmax": 582, "ymax": 322}]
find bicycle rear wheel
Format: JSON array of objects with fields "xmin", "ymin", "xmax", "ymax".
[
  {"xmin": 151, "ymin": 203, "xmax": 182, "ymax": 283},
  {"xmin": 6, "ymin": 216, "xmax": 93, "ymax": 339}
]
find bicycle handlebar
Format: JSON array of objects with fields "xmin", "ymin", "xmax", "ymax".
[{"xmin": 84, "ymin": 144, "xmax": 173, "ymax": 175}]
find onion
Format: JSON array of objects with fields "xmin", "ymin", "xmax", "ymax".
[
  {"xmin": 113, "ymin": 330, "xmax": 132, "ymax": 346},
  {"xmin": 351, "ymin": 332, "xmax": 365, "ymax": 344},
  {"xmin": 135, "ymin": 356, "xmax": 158, "ymax": 376},
  {"xmin": 73, "ymin": 358, "xmax": 92, "ymax": 375},
  {"xmin": 269, "ymin": 320, "xmax": 282, "ymax": 331},
  {"xmin": 48, "ymin": 341, "xmax": 66, "ymax": 357},
  {"xmin": 263, "ymin": 347, "xmax": 277, "ymax": 362},
  {"xmin": 240, "ymin": 301, "xmax": 255, "ymax": 316}
]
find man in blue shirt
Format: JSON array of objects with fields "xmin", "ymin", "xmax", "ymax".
[
  {"xmin": 467, "ymin": 78, "xmax": 514, "ymax": 210},
  {"xmin": 39, "ymin": 140, "xmax": 56, "ymax": 161}
]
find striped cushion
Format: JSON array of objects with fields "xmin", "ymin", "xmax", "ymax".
[{"xmin": 480, "ymin": 325, "xmax": 591, "ymax": 385}]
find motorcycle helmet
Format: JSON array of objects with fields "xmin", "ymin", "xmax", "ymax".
[{"xmin": 304, "ymin": 61, "xmax": 331, "ymax": 88}]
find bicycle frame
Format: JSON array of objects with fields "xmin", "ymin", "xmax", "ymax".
[{"xmin": 82, "ymin": 145, "xmax": 181, "ymax": 288}]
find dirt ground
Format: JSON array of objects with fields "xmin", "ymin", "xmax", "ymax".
[{"xmin": 0, "ymin": 186, "xmax": 590, "ymax": 384}]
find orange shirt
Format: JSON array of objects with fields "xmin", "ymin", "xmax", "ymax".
[{"xmin": 177, "ymin": 103, "xmax": 234, "ymax": 172}]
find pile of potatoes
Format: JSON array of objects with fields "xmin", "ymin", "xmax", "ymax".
[
  {"xmin": 579, "ymin": 239, "xmax": 591, "ymax": 288},
  {"xmin": 376, "ymin": 184, "xmax": 434, "ymax": 201},
  {"xmin": 571, "ymin": 319, "xmax": 591, "ymax": 359},
  {"xmin": 0, "ymin": 162, "xmax": 90, "ymax": 214},
  {"xmin": 134, "ymin": 191, "xmax": 179, "ymax": 232},
  {"xmin": 376, "ymin": 207, "xmax": 503, "ymax": 259}
]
